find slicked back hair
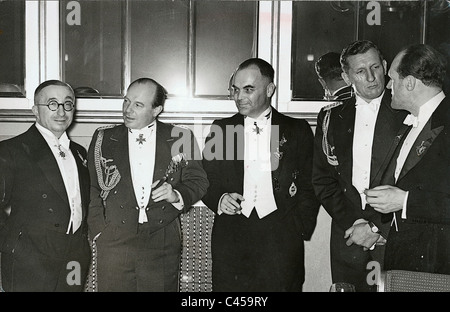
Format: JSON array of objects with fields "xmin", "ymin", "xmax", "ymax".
[
  {"xmin": 235, "ymin": 58, "xmax": 275, "ymax": 83},
  {"xmin": 315, "ymin": 52, "xmax": 345, "ymax": 81},
  {"xmin": 397, "ymin": 44, "xmax": 447, "ymax": 89},
  {"xmin": 340, "ymin": 40, "xmax": 384, "ymax": 73},
  {"xmin": 128, "ymin": 78, "xmax": 168, "ymax": 109},
  {"xmin": 34, "ymin": 80, "xmax": 74, "ymax": 104}
]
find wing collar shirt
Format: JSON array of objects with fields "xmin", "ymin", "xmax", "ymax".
[
  {"xmin": 240, "ymin": 106, "xmax": 278, "ymax": 218},
  {"xmin": 128, "ymin": 121, "xmax": 184, "ymax": 224},
  {"xmin": 352, "ymin": 91, "xmax": 383, "ymax": 210},
  {"xmin": 394, "ymin": 91, "xmax": 445, "ymax": 220},
  {"xmin": 128, "ymin": 121, "xmax": 156, "ymax": 224},
  {"xmin": 35, "ymin": 122, "xmax": 82, "ymax": 234}
]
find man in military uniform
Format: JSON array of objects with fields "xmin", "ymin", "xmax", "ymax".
[
  {"xmin": 315, "ymin": 51, "xmax": 353, "ymax": 101},
  {"xmin": 87, "ymin": 78, "xmax": 208, "ymax": 291}
]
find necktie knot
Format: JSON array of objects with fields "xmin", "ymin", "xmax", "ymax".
[{"xmin": 403, "ymin": 114, "xmax": 419, "ymax": 128}]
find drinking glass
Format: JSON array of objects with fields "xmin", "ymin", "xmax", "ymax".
[{"xmin": 329, "ymin": 282, "xmax": 356, "ymax": 292}]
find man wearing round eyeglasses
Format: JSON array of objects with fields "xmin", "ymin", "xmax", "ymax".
[
  {"xmin": 33, "ymin": 83, "xmax": 76, "ymax": 138},
  {"xmin": 0, "ymin": 80, "xmax": 91, "ymax": 292}
]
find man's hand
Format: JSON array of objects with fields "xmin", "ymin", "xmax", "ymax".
[
  {"xmin": 364, "ymin": 185, "xmax": 407, "ymax": 214},
  {"xmin": 151, "ymin": 180, "xmax": 179, "ymax": 203},
  {"xmin": 219, "ymin": 193, "xmax": 244, "ymax": 215},
  {"xmin": 344, "ymin": 220, "xmax": 381, "ymax": 250}
]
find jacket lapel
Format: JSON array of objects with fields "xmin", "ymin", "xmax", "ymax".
[
  {"xmin": 28, "ymin": 126, "xmax": 69, "ymax": 205},
  {"xmin": 333, "ymin": 99, "xmax": 356, "ymax": 183},
  {"xmin": 233, "ymin": 114, "xmax": 245, "ymax": 182},
  {"xmin": 270, "ymin": 108, "xmax": 284, "ymax": 181},
  {"xmin": 69, "ymin": 142, "xmax": 89, "ymax": 216},
  {"xmin": 153, "ymin": 121, "xmax": 172, "ymax": 184},
  {"xmin": 370, "ymin": 92, "xmax": 407, "ymax": 186},
  {"xmin": 398, "ymin": 120, "xmax": 444, "ymax": 181},
  {"xmin": 112, "ymin": 125, "xmax": 131, "ymax": 181},
  {"xmin": 108, "ymin": 125, "xmax": 136, "ymax": 206},
  {"xmin": 398, "ymin": 98, "xmax": 447, "ymax": 181}
]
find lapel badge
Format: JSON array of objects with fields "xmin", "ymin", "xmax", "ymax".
[
  {"xmin": 289, "ymin": 182, "xmax": 297, "ymax": 197},
  {"xmin": 273, "ymin": 177, "xmax": 280, "ymax": 191},
  {"xmin": 76, "ymin": 150, "xmax": 88, "ymax": 167},
  {"xmin": 279, "ymin": 134, "xmax": 287, "ymax": 147},
  {"xmin": 416, "ymin": 140, "xmax": 430, "ymax": 157},
  {"xmin": 274, "ymin": 147, "xmax": 283, "ymax": 160},
  {"xmin": 394, "ymin": 134, "xmax": 402, "ymax": 145}
]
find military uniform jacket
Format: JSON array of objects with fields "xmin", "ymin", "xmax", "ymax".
[{"xmin": 87, "ymin": 121, "xmax": 209, "ymax": 237}]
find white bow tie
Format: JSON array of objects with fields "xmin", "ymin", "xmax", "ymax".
[
  {"xmin": 245, "ymin": 112, "xmax": 270, "ymax": 123},
  {"xmin": 403, "ymin": 114, "xmax": 419, "ymax": 128},
  {"xmin": 355, "ymin": 101, "xmax": 378, "ymax": 112}
]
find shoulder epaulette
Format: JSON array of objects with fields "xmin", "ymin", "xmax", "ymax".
[
  {"xmin": 336, "ymin": 91, "xmax": 354, "ymax": 102},
  {"xmin": 174, "ymin": 124, "xmax": 190, "ymax": 130},
  {"xmin": 322, "ymin": 101, "xmax": 344, "ymax": 111}
]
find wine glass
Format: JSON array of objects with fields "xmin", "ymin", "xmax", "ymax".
[{"xmin": 329, "ymin": 282, "xmax": 356, "ymax": 292}]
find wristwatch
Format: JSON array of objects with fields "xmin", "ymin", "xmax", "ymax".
[{"xmin": 368, "ymin": 221, "xmax": 381, "ymax": 234}]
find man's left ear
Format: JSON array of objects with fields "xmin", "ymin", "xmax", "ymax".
[
  {"xmin": 31, "ymin": 105, "xmax": 39, "ymax": 120},
  {"xmin": 267, "ymin": 82, "xmax": 276, "ymax": 97},
  {"xmin": 152, "ymin": 105, "xmax": 164, "ymax": 118},
  {"xmin": 382, "ymin": 59, "xmax": 388, "ymax": 75},
  {"xmin": 405, "ymin": 75, "xmax": 416, "ymax": 91}
]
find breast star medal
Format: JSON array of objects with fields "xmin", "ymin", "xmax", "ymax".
[{"xmin": 289, "ymin": 182, "xmax": 297, "ymax": 197}]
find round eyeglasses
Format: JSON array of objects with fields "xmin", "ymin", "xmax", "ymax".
[{"xmin": 35, "ymin": 100, "xmax": 75, "ymax": 111}]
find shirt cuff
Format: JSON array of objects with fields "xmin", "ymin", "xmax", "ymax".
[
  {"xmin": 353, "ymin": 218, "xmax": 367, "ymax": 226},
  {"xmin": 172, "ymin": 190, "xmax": 185, "ymax": 211},
  {"xmin": 401, "ymin": 191, "xmax": 409, "ymax": 219},
  {"xmin": 216, "ymin": 193, "xmax": 228, "ymax": 215}
]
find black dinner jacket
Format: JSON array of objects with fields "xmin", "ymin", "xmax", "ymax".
[
  {"xmin": 0, "ymin": 124, "xmax": 90, "ymax": 250},
  {"xmin": 382, "ymin": 96, "xmax": 450, "ymax": 273},
  {"xmin": 388, "ymin": 96, "xmax": 450, "ymax": 225},
  {"xmin": 202, "ymin": 107, "xmax": 320, "ymax": 240}
]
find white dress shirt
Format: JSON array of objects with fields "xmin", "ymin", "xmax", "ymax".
[
  {"xmin": 240, "ymin": 107, "xmax": 278, "ymax": 218},
  {"xmin": 394, "ymin": 91, "xmax": 445, "ymax": 220},
  {"xmin": 128, "ymin": 121, "xmax": 184, "ymax": 224},
  {"xmin": 36, "ymin": 122, "xmax": 82, "ymax": 234},
  {"xmin": 129, "ymin": 122, "xmax": 156, "ymax": 224},
  {"xmin": 352, "ymin": 92, "xmax": 383, "ymax": 209}
]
